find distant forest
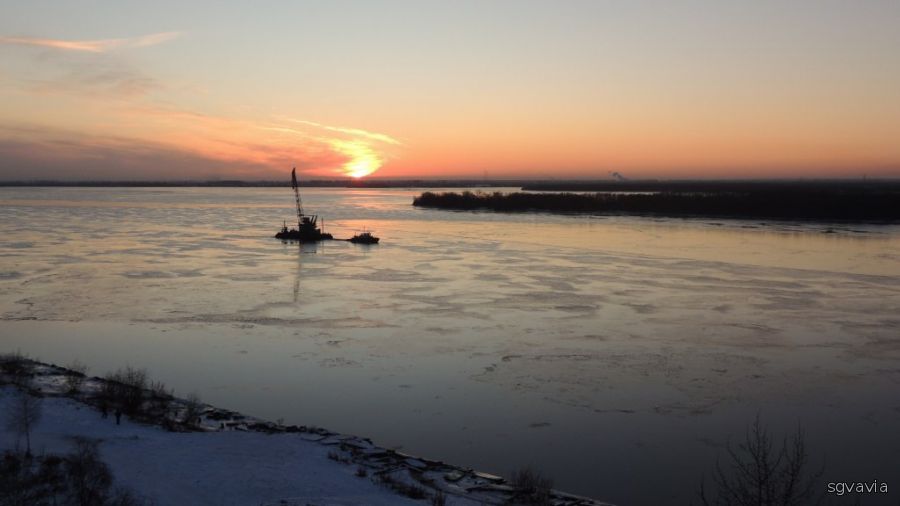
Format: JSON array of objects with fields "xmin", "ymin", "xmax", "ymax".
[{"xmin": 412, "ymin": 186, "xmax": 900, "ymax": 222}]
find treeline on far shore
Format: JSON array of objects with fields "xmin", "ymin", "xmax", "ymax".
[{"xmin": 411, "ymin": 189, "xmax": 900, "ymax": 222}]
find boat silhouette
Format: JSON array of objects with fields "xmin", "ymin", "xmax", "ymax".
[
  {"xmin": 349, "ymin": 230, "xmax": 380, "ymax": 244},
  {"xmin": 275, "ymin": 167, "xmax": 333, "ymax": 242}
]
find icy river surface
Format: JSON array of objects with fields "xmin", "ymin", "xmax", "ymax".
[{"xmin": 1, "ymin": 187, "xmax": 899, "ymax": 505}]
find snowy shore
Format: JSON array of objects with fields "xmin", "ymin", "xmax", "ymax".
[{"xmin": 1, "ymin": 358, "xmax": 610, "ymax": 506}]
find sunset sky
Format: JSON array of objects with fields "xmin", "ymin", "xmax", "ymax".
[{"xmin": 1, "ymin": 1, "xmax": 899, "ymax": 181}]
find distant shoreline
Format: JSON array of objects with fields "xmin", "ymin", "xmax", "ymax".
[
  {"xmin": 412, "ymin": 189, "xmax": 900, "ymax": 223},
  {"xmin": 0, "ymin": 179, "xmax": 514, "ymax": 188},
  {"xmin": 1, "ymin": 179, "xmax": 898, "ymax": 190}
]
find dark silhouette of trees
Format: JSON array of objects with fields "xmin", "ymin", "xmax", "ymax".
[
  {"xmin": 698, "ymin": 416, "xmax": 823, "ymax": 506},
  {"xmin": 0, "ymin": 439, "xmax": 149, "ymax": 506},
  {"xmin": 412, "ymin": 189, "xmax": 900, "ymax": 222},
  {"xmin": 102, "ymin": 367, "xmax": 148, "ymax": 416},
  {"xmin": 5, "ymin": 391, "xmax": 42, "ymax": 455},
  {"xmin": 0, "ymin": 351, "xmax": 32, "ymax": 388},
  {"xmin": 180, "ymin": 392, "xmax": 203, "ymax": 427},
  {"xmin": 66, "ymin": 439, "xmax": 114, "ymax": 506},
  {"xmin": 510, "ymin": 466, "xmax": 555, "ymax": 505},
  {"xmin": 64, "ymin": 360, "xmax": 89, "ymax": 395}
]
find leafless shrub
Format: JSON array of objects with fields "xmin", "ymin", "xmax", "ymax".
[
  {"xmin": 0, "ymin": 350, "xmax": 32, "ymax": 386},
  {"xmin": 64, "ymin": 360, "xmax": 89, "ymax": 394},
  {"xmin": 510, "ymin": 466, "xmax": 554, "ymax": 505},
  {"xmin": 180, "ymin": 392, "xmax": 203, "ymax": 427},
  {"xmin": 373, "ymin": 472, "xmax": 429, "ymax": 500},
  {"xmin": 66, "ymin": 438, "xmax": 113, "ymax": 506},
  {"xmin": 698, "ymin": 415, "xmax": 823, "ymax": 506},
  {"xmin": 375, "ymin": 472, "xmax": 395, "ymax": 485},
  {"xmin": 402, "ymin": 483, "xmax": 427, "ymax": 500},
  {"xmin": 103, "ymin": 367, "xmax": 148, "ymax": 415},
  {"xmin": 146, "ymin": 381, "xmax": 173, "ymax": 416},
  {"xmin": 5, "ymin": 390, "xmax": 42, "ymax": 455},
  {"xmin": 431, "ymin": 489, "xmax": 447, "ymax": 506},
  {"xmin": 0, "ymin": 449, "xmax": 63, "ymax": 504},
  {"xmin": 149, "ymin": 381, "xmax": 172, "ymax": 400},
  {"xmin": 355, "ymin": 466, "xmax": 368, "ymax": 477},
  {"xmin": 327, "ymin": 450, "xmax": 350, "ymax": 464},
  {"xmin": 0, "ymin": 438, "xmax": 149, "ymax": 505}
]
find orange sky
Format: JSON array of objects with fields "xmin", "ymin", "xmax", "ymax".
[{"xmin": 1, "ymin": 1, "xmax": 899, "ymax": 180}]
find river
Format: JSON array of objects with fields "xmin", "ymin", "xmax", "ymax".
[{"xmin": 1, "ymin": 187, "xmax": 898, "ymax": 504}]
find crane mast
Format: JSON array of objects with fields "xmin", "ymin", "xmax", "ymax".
[
  {"xmin": 291, "ymin": 167, "xmax": 303, "ymax": 228},
  {"xmin": 275, "ymin": 166, "xmax": 330, "ymax": 241}
]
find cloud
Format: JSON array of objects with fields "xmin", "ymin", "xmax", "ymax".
[
  {"xmin": 0, "ymin": 115, "xmax": 403, "ymax": 180},
  {"xmin": 264, "ymin": 119, "xmax": 402, "ymax": 178},
  {"xmin": 285, "ymin": 119, "xmax": 402, "ymax": 146},
  {"xmin": 0, "ymin": 33, "xmax": 177, "ymax": 99},
  {"xmin": 0, "ymin": 32, "xmax": 181, "ymax": 53},
  {"xmin": 0, "ymin": 124, "xmax": 348, "ymax": 181},
  {"xmin": 25, "ymin": 57, "xmax": 161, "ymax": 98}
]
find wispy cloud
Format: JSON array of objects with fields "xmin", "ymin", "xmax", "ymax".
[
  {"xmin": 0, "ymin": 33, "xmax": 179, "ymax": 99},
  {"xmin": 0, "ymin": 32, "xmax": 180, "ymax": 53},
  {"xmin": 0, "ymin": 123, "xmax": 348, "ymax": 181},
  {"xmin": 25, "ymin": 58, "xmax": 161, "ymax": 98},
  {"xmin": 263, "ymin": 119, "xmax": 402, "ymax": 177},
  {"xmin": 286, "ymin": 119, "xmax": 402, "ymax": 146}
]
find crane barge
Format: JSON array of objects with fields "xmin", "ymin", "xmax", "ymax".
[{"xmin": 275, "ymin": 167, "xmax": 334, "ymax": 242}]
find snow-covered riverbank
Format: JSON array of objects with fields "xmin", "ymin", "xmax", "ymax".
[{"xmin": 1, "ymin": 359, "xmax": 608, "ymax": 506}]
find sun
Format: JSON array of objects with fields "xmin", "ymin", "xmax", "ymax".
[
  {"xmin": 345, "ymin": 156, "xmax": 379, "ymax": 179},
  {"xmin": 331, "ymin": 139, "xmax": 382, "ymax": 178}
]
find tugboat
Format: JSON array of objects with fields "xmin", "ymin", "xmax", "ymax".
[
  {"xmin": 275, "ymin": 168, "xmax": 333, "ymax": 242},
  {"xmin": 349, "ymin": 230, "xmax": 380, "ymax": 244}
]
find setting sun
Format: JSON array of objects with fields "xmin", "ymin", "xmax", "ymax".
[{"xmin": 331, "ymin": 139, "xmax": 383, "ymax": 178}]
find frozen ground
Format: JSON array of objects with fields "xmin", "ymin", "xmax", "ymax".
[
  {"xmin": 1, "ymin": 362, "xmax": 606, "ymax": 506},
  {"xmin": 0, "ymin": 388, "xmax": 421, "ymax": 506}
]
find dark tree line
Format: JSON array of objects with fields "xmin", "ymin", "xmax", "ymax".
[
  {"xmin": 412, "ymin": 189, "xmax": 900, "ymax": 222},
  {"xmin": 0, "ymin": 439, "xmax": 149, "ymax": 506}
]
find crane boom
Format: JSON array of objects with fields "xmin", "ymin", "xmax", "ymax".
[{"xmin": 291, "ymin": 167, "xmax": 303, "ymax": 228}]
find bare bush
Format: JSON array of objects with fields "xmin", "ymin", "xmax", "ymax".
[
  {"xmin": 0, "ymin": 436, "xmax": 149, "ymax": 505},
  {"xmin": 64, "ymin": 360, "xmax": 89, "ymax": 394},
  {"xmin": 66, "ymin": 438, "xmax": 113, "ymax": 506},
  {"xmin": 103, "ymin": 367, "xmax": 148, "ymax": 415},
  {"xmin": 146, "ymin": 381, "xmax": 173, "ymax": 417},
  {"xmin": 698, "ymin": 415, "xmax": 823, "ymax": 506},
  {"xmin": 5, "ymin": 391, "xmax": 42, "ymax": 455},
  {"xmin": 431, "ymin": 489, "xmax": 447, "ymax": 506},
  {"xmin": 0, "ymin": 350, "xmax": 32, "ymax": 386},
  {"xmin": 180, "ymin": 392, "xmax": 203, "ymax": 427},
  {"xmin": 0, "ymin": 449, "xmax": 64, "ymax": 504},
  {"xmin": 510, "ymin": 466, "xmax": 554, "ymax": 505}
]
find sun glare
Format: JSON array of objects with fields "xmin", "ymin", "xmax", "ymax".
[
  {"xmin": 346, "ymin": 158, "xmax": 378, "ymax": 178},
  {"xmin": 331, "ymin": 139, "xmax": 382, "ymax": 178}
]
